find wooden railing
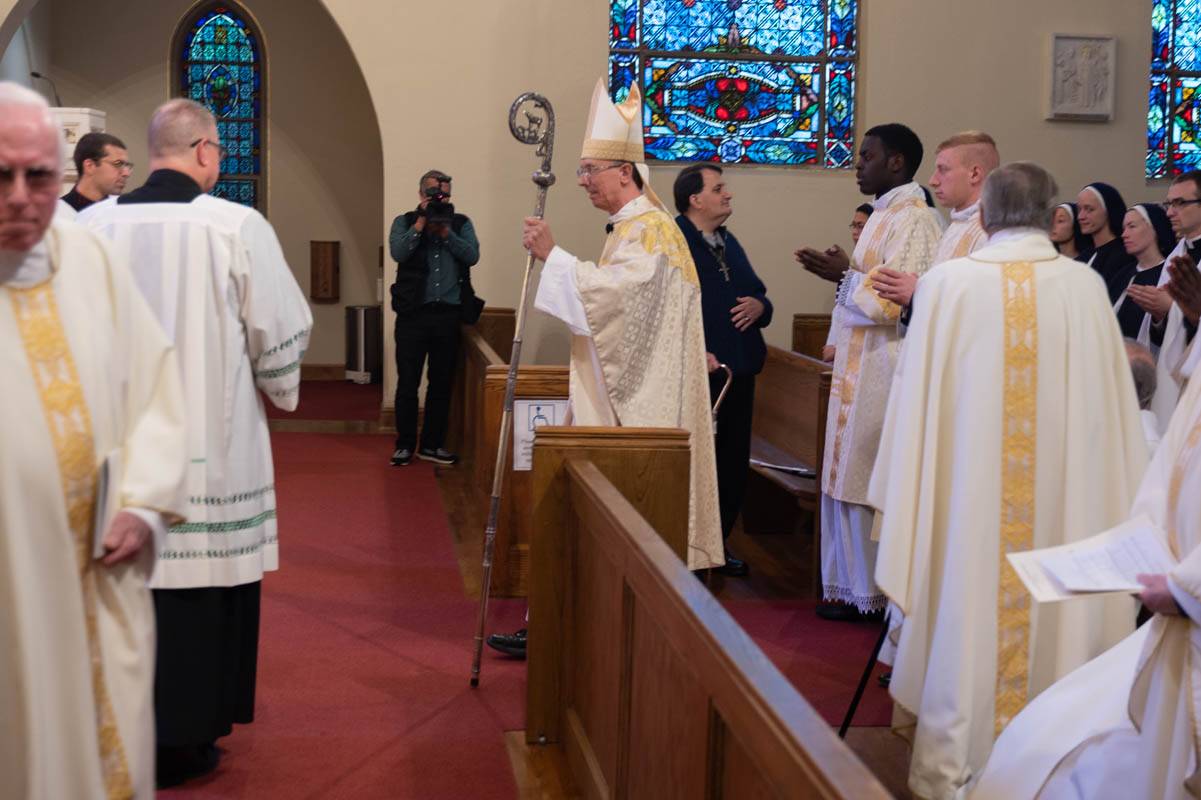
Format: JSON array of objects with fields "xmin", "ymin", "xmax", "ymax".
[
  {"xmin": 792, "ymin": 313, "xmax": 832, "ymax": 361},
  {"xmin": 447, "ymin": 308, "xmax": 568, "ymax": 596},
  {"xmin": 527, "ymin": 427, "xmax": 890, "ymax": 799}
]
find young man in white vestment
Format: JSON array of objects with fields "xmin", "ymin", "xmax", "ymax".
[
  {"xmin": 0, "ymin": 82, "xmax": 188, "ymax": 799},
  {"xmin": 1129, "ymin": 170, "xmax": 1201, "ymax": 430},
  {"xmin": 80, "ymin": 98, "xmax": 313, "ymax": 786},
  {"xmin": 489, "ymin": 79, "xmax": 724, "ymax": 660},
  {"xmin": 972, "ymin": 368, "xmax": 1201, "ymax": 800},
  {"xmin": 796, "ymin": 123, "xmax": 942, "ymax": 620},
  {"xmin": 873, "ymin": 130, "xmax": 998, "ymax": 310},
  {"xmin": 867, "ymin": 162, "xmax": 1148, "ymax": 800}
]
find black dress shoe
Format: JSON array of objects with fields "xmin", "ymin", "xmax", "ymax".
[
  {"xmin": 156, "ymin": 742, "xmax": 220, "ymax": 788},
  {"xmin": 816, "ymin": 602, "xmax": 864, "ymax": 622},
  {"xmin": 486, "ymin": 628, "xmax": 527, "ymax": 659},
  {"xmin": 878, "ymin": 670, "xmax": 892, "ymax": 688},
  {"xmin": 714, "ymin": 551, "xmax": 749, "ymax": 577}
]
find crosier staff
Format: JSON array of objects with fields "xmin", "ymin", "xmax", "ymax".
[{"xmin": 470, "ymin": 92, "xmax": 556, "ymax": 688}]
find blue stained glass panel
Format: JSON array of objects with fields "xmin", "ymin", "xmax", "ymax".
[
  {"xmin": 180, "ymin": 6, "xmax": 262, "ymax": 208},
  {"xmin": 610, "ymin": 54, "xmax": 639, "ymax": 103},
  {"xmin": 611, "ymin": 0, "xmax": 639, "ymax": 49},
  {"xmin": 1174, "ymin": 0, "xmax": 1201, "ymax": 70},
  {"xmin": 1171, "ymin": 76, "xmax": 1201, "ymax": 175},
  {"xmin": 825, "ymin": 60, "xmax": 855, "ymax": 168},
  {"xmin": 643, "ymin": 57, "xmax": 821, "ymax": 165},
  {"xmin": 641, "ymin": 0, "xmax": 828, "ymax": 58}
]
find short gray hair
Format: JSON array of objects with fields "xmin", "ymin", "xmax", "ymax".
[
  {"xmin": 149, "ymin": 98, "xmax": 216, "ymax": 158},
  {"xmin": 980, "ymin": 162, "xmax": 1059, "ymax": 235},
  {"xmin": 1125, "ymin": 339, "xmax": 1157, "ymax": 410},
  {"xmin": 0, "ymin": 80, "xmax": 64, "ymax": 166}
]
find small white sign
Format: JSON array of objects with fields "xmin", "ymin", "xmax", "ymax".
[{"xmin": 512, "ymin": 399, "xmax": 569, "ymax": 471}]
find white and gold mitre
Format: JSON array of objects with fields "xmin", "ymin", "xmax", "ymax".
[
  {"xmin": 581, "ymin": 78, "xmax": 667, "ymax": 212},
  {"xmin": 581, "ymin": 78, "xmax": 644, "ymax": 162}
]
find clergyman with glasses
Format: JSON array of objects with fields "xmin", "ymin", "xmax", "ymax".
[
  {"xmin": 59, "ymin": 131, "xmax": 133, "ymax": 216},
  {"xmin": 79, "ymin": 97, "xmax": 313, "ymax": 787},
  {"xmin": 1126, "ymin": 169, "xmax": 1201, "ymax": 429}
]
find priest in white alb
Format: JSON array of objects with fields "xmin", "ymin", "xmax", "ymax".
[
  {"xmin": 522, "ymin": 78, "xmax": 723, "ymax": 572},
  {"xmin": 796, "ymin": 123, "xmax": 942, "ymax": 619},
  {"xmin": 0, "ymin": 82, "xmax": 188, "ymax": 799},
  {"xmin": 80, "ymin": 98, "xmax": 313, "ymax": 786},
  {"xmin": 868, "ymin": 162, "xmax": 1148, "ymax": 799},
  {"xmin": 971, "ymin": 358, "xmax": 1201, "ymax": 800}
]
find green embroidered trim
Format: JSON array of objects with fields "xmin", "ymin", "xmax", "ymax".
[
  {"xmin": 158, "ymin": 535, "xmax": 278, "ymax": 561},
  {"xmin": 254, "ymin": 327, "xmax": 311, "ymax": 366},
  {"xmin": 189, "ymin": 485, "xmax": 274, "ymax": 506},
  {"xmin": 256, "ymin": 360, "xmax": 300, "ymax": 380},
  {"xmin": 168, "ymin": 509, "xmax": 276, "ymax": 534}
]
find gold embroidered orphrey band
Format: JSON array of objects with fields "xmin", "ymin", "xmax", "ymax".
[
  {"xmin": 994, "ymin": 261, "xmax": 1038, "ymax": 736},
  {"xmin": 10, "ymin": 281, "xmax": 134, "ymax": 799}
]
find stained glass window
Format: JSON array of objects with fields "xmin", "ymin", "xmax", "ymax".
[
  {"xmin": 609, "ymin": 0, "xmax": 859, "ymax": 168},
  {"xmin": 1148, "ymin": 0, "xmax": 1201, "ymax": 178},
  {"xmin": 176, "ymin": 3, "xmax": 264, "ymax": 209}
]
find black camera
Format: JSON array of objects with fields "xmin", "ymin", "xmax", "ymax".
[{"xmin": 421, "ymin": 185, "xmax": 455, "ymax": 226}]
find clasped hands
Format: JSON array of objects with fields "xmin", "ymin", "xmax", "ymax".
[
  {"xmin": 1127, "ymin": 253, "xmax": 1201, "ymax": 325},
  {"xmin": 795, "ymin": 244, "xmax": 916, "ymax": 307}
]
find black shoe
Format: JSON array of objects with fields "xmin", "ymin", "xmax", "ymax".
[
  {"xmin": 816, "ymin": 602, "xmax": 864, "ymax": 622},
  {"xmin": 714, "ymin": 550, "xmax": 749, "ymax": 577},
  {"xmin": 417, "ymin": 447, "xmax": 458, "ymax": 465},
  {"xmin": 486, "ymin": 628, "xmax": 527, "ymax": 659},
  {"xmin": 156, "ymin": 742, "xmax": 220, "ymax": 788},
  {"xmin": 390, "ymin": 448, "xmax": 413, "ymax": 466},
  {"xmin": 878, "ymin": 670, "xmax": 892, "ymax": 688}
]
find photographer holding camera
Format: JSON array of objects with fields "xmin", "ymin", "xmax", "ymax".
[{"xmin": 389, "ymin": 169, "xmax": 481, "ymax": 466}]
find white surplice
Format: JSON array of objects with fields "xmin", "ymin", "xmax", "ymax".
[
  {"xmin": 81, "ymin": 195, "xmax": 312, "ymax": 589},
  {"xmin": 534, "ymin": 194, "xmax": 723, "ymax": 569},
  {"xmin": 0, "ymin": 218, "xmax": 188, "ymax": 799},
  {"xmin": 1141, "ymin": 235, "xmax": 1201, "ymax": 431},
  {"xmin": 972, "ymin": 363, "xmax": 1201, "ymax": 800},
  {"xmin": 821, "ymin": 182, "xmax": 942, "ymax": 610},
  {"xmin": 868, "ymin": 230, "xmax": 1147, "ymax": 799}
]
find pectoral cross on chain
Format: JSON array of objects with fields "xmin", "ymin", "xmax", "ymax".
[{"xmin": 712, "ymin": 243, "xmax": 732, "ymax": 282}]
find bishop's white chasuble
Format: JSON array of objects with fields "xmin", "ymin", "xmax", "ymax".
[
  {"xmin": 81, "ymin": 195, "xmax": 312, "ymax": 589},
  {"xmin": 972, "ymin": 370, "xmax": 1201, "ymax": 800},
  {"xmin": 820, "ymin": 182, "xmax": 941, "ymax": 609},
  {"xmin": 868, "ymin": 231, "xmax": 1147, "ymax": 799},
  {"xmin": 535, "ymin": 194, "xmax": 723, "ymax": 569},
  {"xmin": 1, "ymin": 219, "xmax": 188, "ymax": 799}
]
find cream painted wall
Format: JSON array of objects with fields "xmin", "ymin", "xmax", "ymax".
[
  {"xmin": 0, "ymin": 0, "xmax": 1164, "ymax": 411},
  {"xmin": 5, "ymin": 0, "xmax": 383, "ymax": 366}
]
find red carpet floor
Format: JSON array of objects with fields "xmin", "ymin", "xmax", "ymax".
[
  {"xmin": 721, "ymin": 598, "xmax": 892, "ymax": 726},
  {"xmin": 264, "ymin": 381, "xmax": 383, "ymax": 422},
  {"xmin": 159, "ymin": 432, "xmax": 527, "ymax": 799}
]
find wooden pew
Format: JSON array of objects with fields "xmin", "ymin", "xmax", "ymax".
[
  {"xmin": 447, "ymin": 307, "xmax": 568, "ymax": 597},
  {"xmin": 527, "ymin": 427, "xmax": 889, "ymax": 799},
  {"xmin": 747, "ymin": 345, "xmax": 832, "ymax": 596},
  {"xmin": 792, "ymin": 313, "xmax": 832, "ymax": 360}
]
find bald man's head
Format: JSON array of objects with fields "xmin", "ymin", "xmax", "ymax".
[
  {"xmin": 147, "ymin": 98, "xmax": 222, "ymax": 191},
  {"xmin": 0, "ymin": 81, "xmax": 63, "ymax": 252}
]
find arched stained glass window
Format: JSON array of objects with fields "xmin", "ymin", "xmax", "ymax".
[
  {"xmin": 609, "ymin": 0, "xmax": 859, "ymax": 168},
  {"xmin": 175, "ymin": 3, "xmax": 264, "ymax": 209},
  {"xmin": 1148, "ymin": 0, "xmax": 1201, "ymax": 178}
]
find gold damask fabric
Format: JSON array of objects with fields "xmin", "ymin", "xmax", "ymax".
[
  {"xmin": 823, "ymin": 186, "xmax": 943, "ymax": 504},
  {"xmin": 9, "ymin": 281, "xmax": 132, "ymax": 800},
  {"xmin": 994, "ymin": 261, "xmax": 1038, "ymax": 735},
  {"xmin": 574, "ymin": 195, "xmax": 723, "ymax": 570}
]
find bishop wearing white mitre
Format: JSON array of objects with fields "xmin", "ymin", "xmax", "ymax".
[{"xmin": 522, "ymin": 78, "xmax": 722, "ymax": 570}]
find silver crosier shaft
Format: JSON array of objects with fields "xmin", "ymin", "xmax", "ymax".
[{"xmin": 470, "ymin": 92, "xmax": 556, "ymax": 687}]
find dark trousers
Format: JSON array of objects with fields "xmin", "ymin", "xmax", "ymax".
[
  {"xmin": 394, "ymin": 302, "xmax": 461, "ymax": 451},
  {"xmin": 154, "ymin": 582, "xmax": 261, "ymax": 746},
  {"xmin": 710, "ymin": 371, "xmax": 755, "ymax": 540}
]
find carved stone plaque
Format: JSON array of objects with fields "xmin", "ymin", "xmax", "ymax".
[{"xmin": 1048, "ymin": 34, "xmax": 1116, "ymax": 122}]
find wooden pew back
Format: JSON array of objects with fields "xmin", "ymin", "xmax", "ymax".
[
  {"xmin": 752, "ymin": 345, "xmax": 831, "ymax": 471},
  {"xmin": 792, "ymin": 313, "xmax": 831, "ymax": 360},
  {"xmin": 528, "ymin": 428, "xmax": 889, "ymax": 799}
]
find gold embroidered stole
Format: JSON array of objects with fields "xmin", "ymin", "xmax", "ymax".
[
  {"xmin": 994, "ymin": 261, "xmax": 1038, "ymax": 735},
  {"xmin": 824, "ymin": 198, "xmax": 923, "ymax": 493},
  {"xmin": 9, "ymin": 277, "xmax": 133, "ymax": 799}
]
